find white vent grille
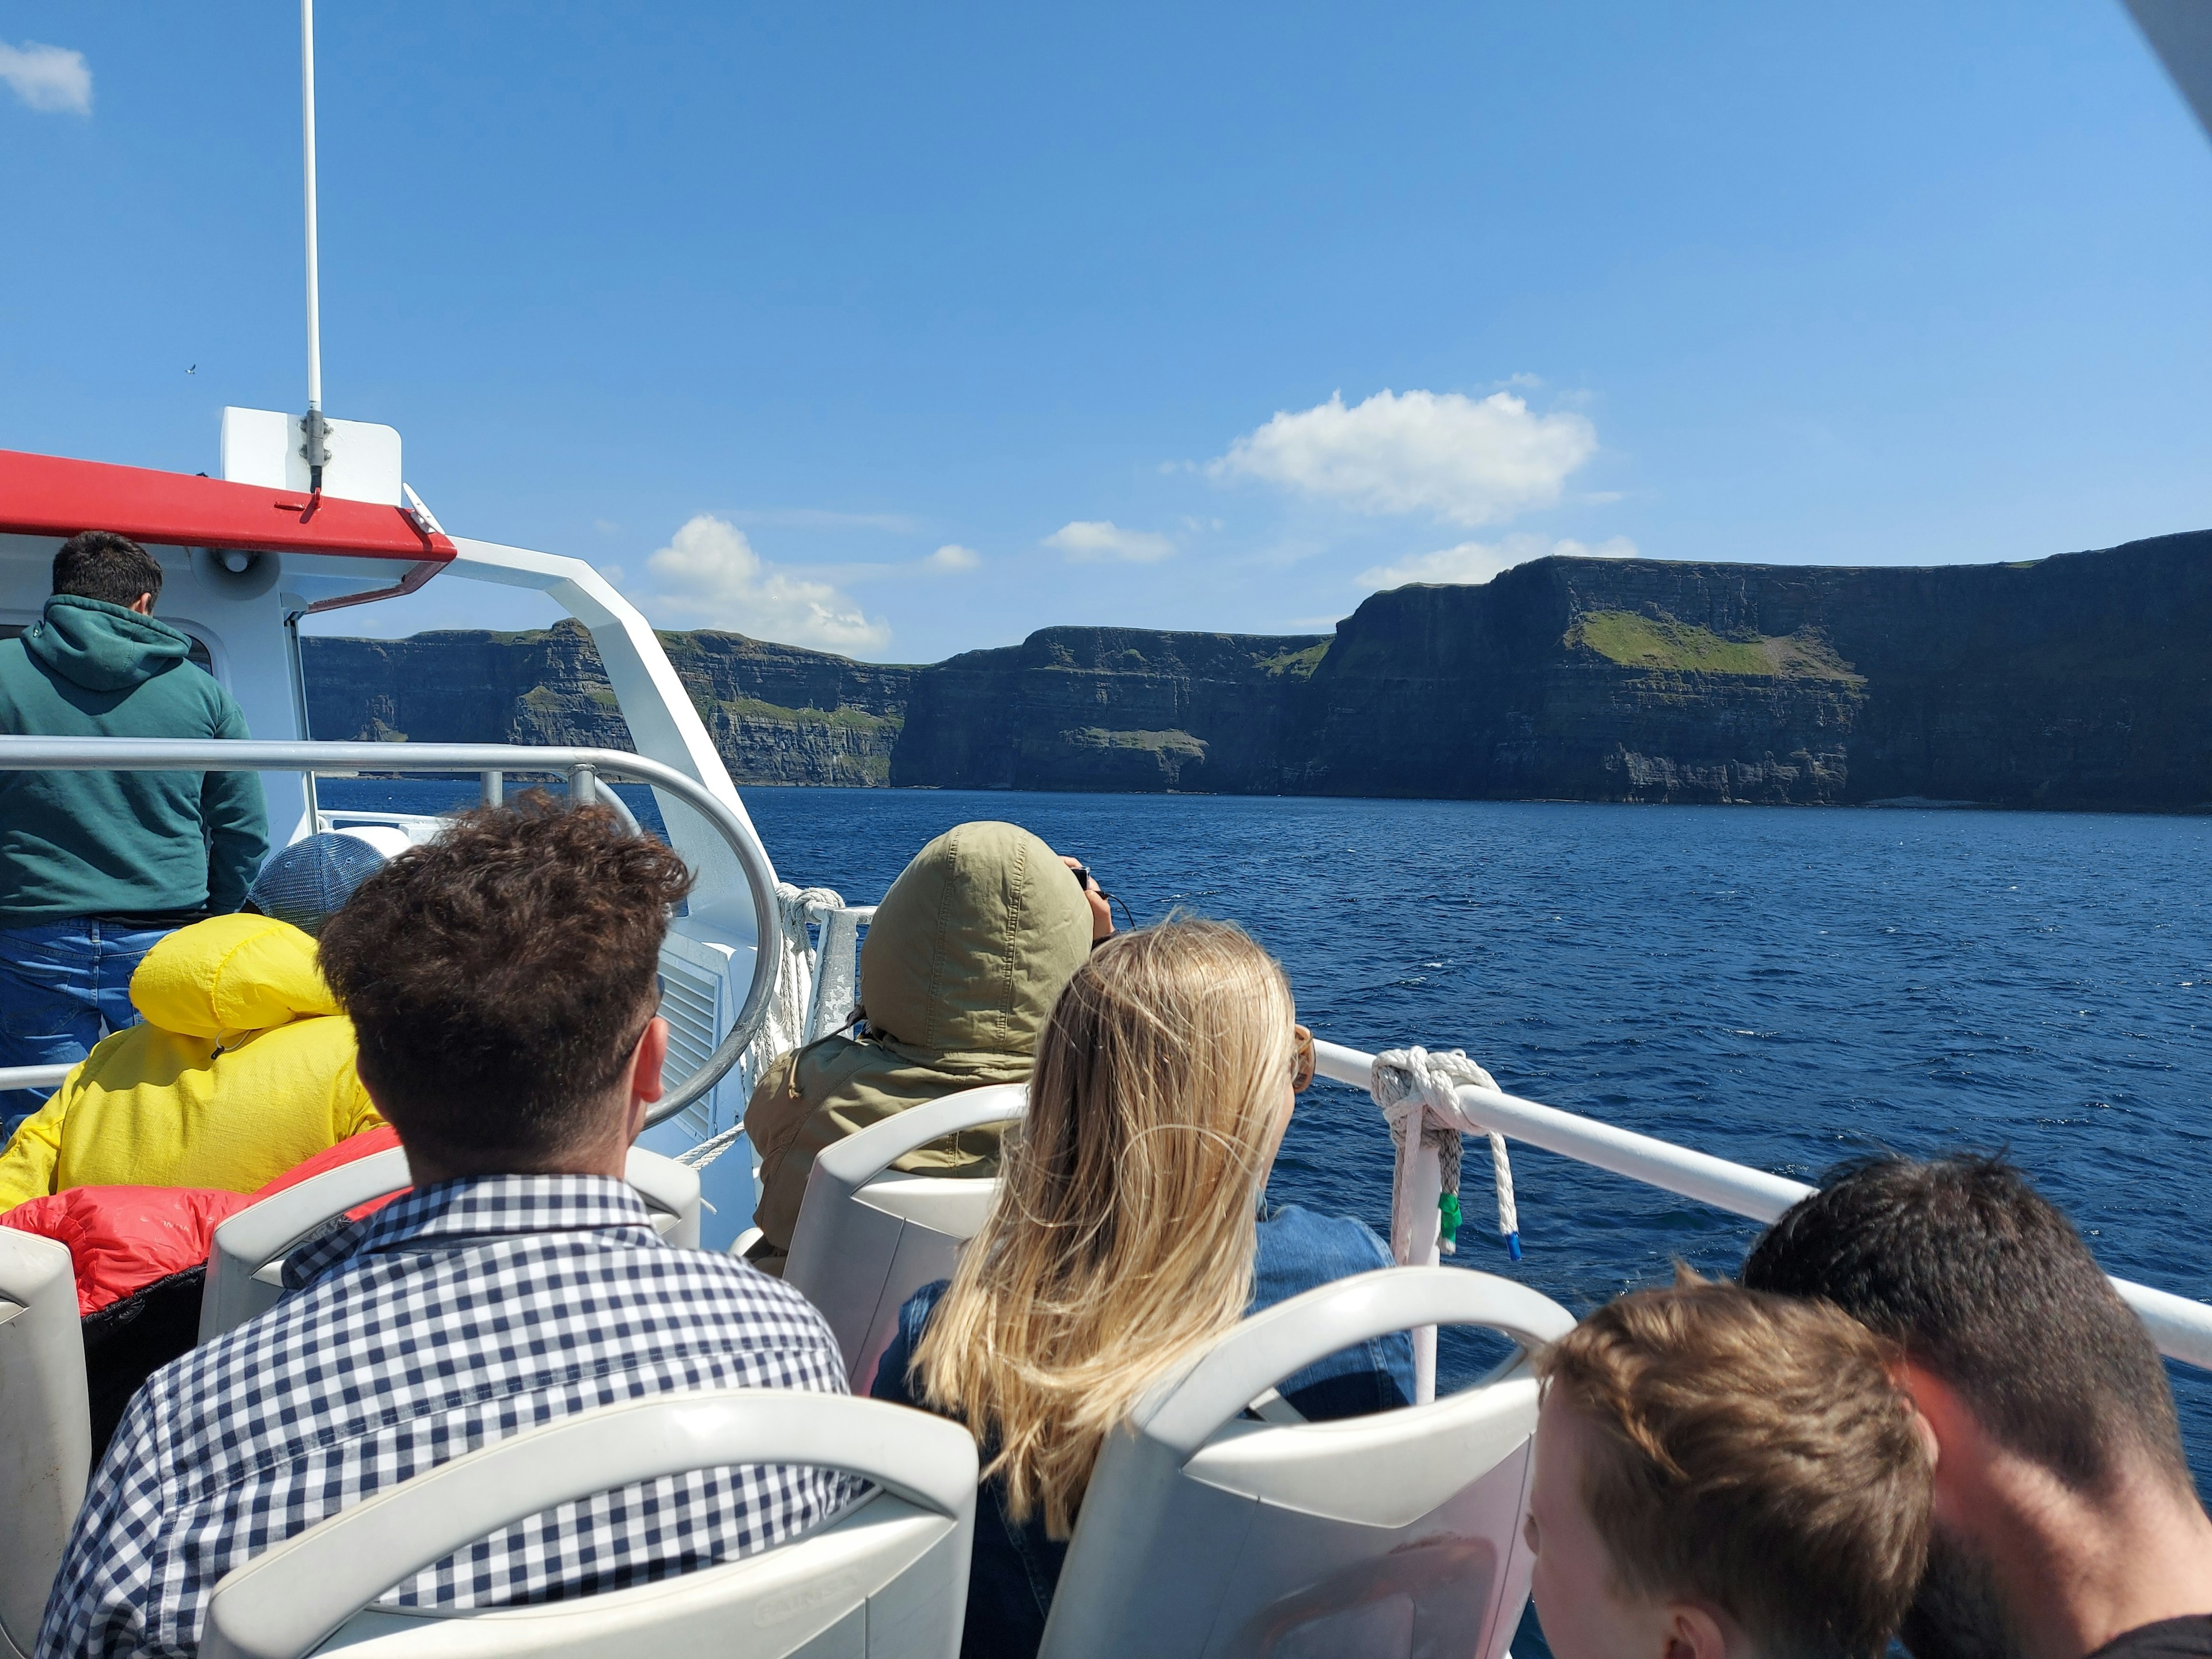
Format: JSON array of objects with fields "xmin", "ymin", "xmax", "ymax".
[{"xmin": 657, "ymin": 955, "xmax": 723, "ymax": 1138}]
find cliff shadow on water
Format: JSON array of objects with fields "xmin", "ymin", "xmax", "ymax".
[{"xmin": 301, "ymin": 529, "xmax": 2212, "ymax": 812}]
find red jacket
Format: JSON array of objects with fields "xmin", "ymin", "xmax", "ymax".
[{"xmin": 0, "ymin": 1125, "xmax": 404, "ymax": 1316}]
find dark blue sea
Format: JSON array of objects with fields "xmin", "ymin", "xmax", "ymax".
[{"xmin": 324, "ymin": 779, "xmax": 2212, "ymax": 1650}]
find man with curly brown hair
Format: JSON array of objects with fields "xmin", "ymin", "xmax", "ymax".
[{"xmin": 40, "ymin": 794, "xmax": 855, "ymax": 1659}]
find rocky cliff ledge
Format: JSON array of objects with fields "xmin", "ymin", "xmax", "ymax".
[
  {"xmin": 304, "ymin": 529, "xmax": 2212, "ymax": 809},
  {"xmin": 304, "ymin": 624, "xmax": 915, "ymax": 786},
  {"xmin": 891, "ymin": 627, "xmax": 1328, "ymax": 792}
]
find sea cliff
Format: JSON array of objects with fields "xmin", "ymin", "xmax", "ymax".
[
  {"xmin": 305, "ymin": 626, "xmax": 914, "ymax": 787},
  {"xmin": 301, "ymin": 529, "xmax": 2212, "ymax": 809}
]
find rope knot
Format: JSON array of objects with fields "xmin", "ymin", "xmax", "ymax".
[{"xmin": 1370, "ymin": 1046, "xmax": 1521, "ymax": 1262}]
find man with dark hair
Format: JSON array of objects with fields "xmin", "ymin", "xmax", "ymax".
[
  {"xmin": 39, "ymin": 796, "xmax": 855, "ymax": 1659},
  {"xmin": 1743, "ymin": 1155, "xmax": 2212, "ymax": 1659},
  {"xmin": 0, "ymin": 531, "xmax": 268, "ymax": 1128}
]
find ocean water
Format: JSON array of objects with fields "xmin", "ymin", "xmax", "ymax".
[{"xmin": 323, "ymin": 779, "xmax": 2212, "ymax": 1647}]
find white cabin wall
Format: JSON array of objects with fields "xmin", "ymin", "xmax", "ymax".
[{"xmin": 160, "ymin": 557, "xmax": 312, "ymax": 850}]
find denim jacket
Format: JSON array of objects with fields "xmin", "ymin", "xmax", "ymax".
[{"xmin": 869, "ymin": 1203, "xmax": 1413, "ymax": 1659}]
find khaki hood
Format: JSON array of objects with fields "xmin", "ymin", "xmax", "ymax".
[
  {"xmin": 129, "ymin": 913, "xmax": 339, "ymax": 1041},
  {"xmin": 859, "ymin": 821, "xmax": 1092, "ymax": 1066}
]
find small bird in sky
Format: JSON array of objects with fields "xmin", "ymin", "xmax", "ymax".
[{"xmin": 186, "ymin": 364, "xmax": 196, "ymax": 374}]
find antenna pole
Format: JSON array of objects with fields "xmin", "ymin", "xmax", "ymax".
[{"xmin": 300, "ymin": 0, "xmax": 327, "ymax": 492}]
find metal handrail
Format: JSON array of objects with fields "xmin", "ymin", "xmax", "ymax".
[
  {"xmin": 0, "ymin": 738, "xmax": 779, "ymax": 1127},
  {"xmin": 0, "ymin": 1064, "xmax": 74, "ymax": 1092},
  {"xmin": 1313, "ymin": 1038, "xmax": 2212, "ymax": 1372}
]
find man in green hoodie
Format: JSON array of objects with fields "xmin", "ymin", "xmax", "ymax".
[{"xmin": 0, "ymin": 531, "xmax": 269, "ymax": 1128}]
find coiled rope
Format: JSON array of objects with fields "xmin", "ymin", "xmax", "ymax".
[
  {"xmin": 1370, "ymin": 1046, "xmax": 1521, "ymax": 1262},
  {"xmin": 678, "ymin": 884, "xmax": 844, "ymax": 1171},
  {"xmin": 1370, "ymin": 1046, "xmax": 1523, "ymax": 1402}
]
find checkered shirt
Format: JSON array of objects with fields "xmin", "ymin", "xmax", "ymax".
[{"xmin": 37, "ymin": 1174, "xmax": 859, "ymax": 1659}]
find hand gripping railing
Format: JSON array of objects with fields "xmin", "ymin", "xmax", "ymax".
[
  {"xmin": 0, "ymin": 738, "xmax": 780, "ymax": 1128},
  {"xmin": 1312, "ymin": 1037, "xmax": 2212, "ymax": 1373}
]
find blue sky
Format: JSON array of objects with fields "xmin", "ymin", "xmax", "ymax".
[{"xmin": 4, "ymin": 2, "xmax": 2209, "ymax": 662}]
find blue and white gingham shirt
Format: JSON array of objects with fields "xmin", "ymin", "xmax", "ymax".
[{"xmin": 38, "ymin": 1174, "xmax": 859, "ymax": 1659}]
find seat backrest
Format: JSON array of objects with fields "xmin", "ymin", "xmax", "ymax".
[
  {"xmin": 0, "ymin": 1228, "xmax": 91, "ymax": 1659},
  {"xmin": 1039, "ymin": 1267, "xmax": 1575, "ymax": 1659},
  {"xmin": 783, "ymin": 1084, "xmax": 1026, "ymax": 1391},
  {"xmin": 199, "ymin": 1389, "xmax": 979, "ymax": 1659},
  {"xmin": 198, "ymin": 1147, "xmax": 704, "ymax": 1343}
]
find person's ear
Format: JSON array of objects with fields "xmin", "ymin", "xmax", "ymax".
[
  {"xmin": 1660, "ymin": 1603, "xmax": 1733, "ymax": 1659},
  {"xmin": 634, "ymin": 1016, "xmax": 668, "ymax": 1105},
  {"xmin": 619, "ymin": 1017, "xmax": 668, "ymax": 1147},
  {"xmin": 1897, "ymin": 1362, "xmax": 1965, "ymax": 1464},
  {"xmin": 130, "ymin": 592, "xmax": 154, "ymax": 615}
]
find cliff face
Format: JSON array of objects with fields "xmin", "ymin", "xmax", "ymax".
[
  {"xmin": 303, "ymin": 622, "xmax": 915, "ymax": 787},
  {"xmin": 890, "ymin": 627, "xmax": 1328, "ymax": 793},
  {"xmin": 302, "ymin": 531, "xmax": 2212, "ymax": 810},
  {"xmin": 1294, "ymin": 531, "xmax": 2212, "ymax": 807}
]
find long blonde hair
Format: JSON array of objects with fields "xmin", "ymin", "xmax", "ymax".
[{"xmin": 910, "ymin": 917, "xmax": 1298, "ymax": 1539}]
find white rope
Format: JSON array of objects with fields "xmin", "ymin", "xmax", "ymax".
[
  {"xmin": 676, "ymin": 1119, "xmax": 748, "ymax": 1171},
  {"xmin": 736, "ymin": 884, "xmax": 846, "ymax": 1099},
  {"xmin": 1370, "ymin": 1046, "xmax": 1521, "ymax": 1263},
  {"xmin": 1370, "ymin": 1045, "xmax": 1522, "ymax": 1405}
]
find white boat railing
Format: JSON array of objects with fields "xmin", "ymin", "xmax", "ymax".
[
  {"xmin": 770, "ymin": 908, "xmax": 2212, "ymax": 1372},
  {"xmin": 0, "ymin": 1065, "xmax": 75, "ymax": 1093},
  {"xmin": 1311, "ymin": 1037, "xmax": 2212, "ymax": 1373},
  {"xmin": 0, "ymin": 737, "xmax": 781, "ymax": 1128}
]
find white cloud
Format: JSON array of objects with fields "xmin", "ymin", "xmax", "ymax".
[
  {"xmin": 632, "ymin": 514, "xmax": 889, "ymax": 651},
  {"xmin": 1, "ymin": 41, "xmax": 90, "ymax": 114},
  {"xmin": 1358, "ymin": 533, "xmax": 1638, "ymax": 591},
  {"xmin": 1212, "ymin": 388, "xmax": 1597, "ymax": 527},
  {"xmin": 1044, "ymin": 520, "xmax": 1175, "ymax": 563},
  {"xmin": 925, "ymin": 543, "xmax": 982, "ymax": 573}
]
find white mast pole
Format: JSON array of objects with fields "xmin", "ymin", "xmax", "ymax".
[{"xmin": 300, "ymin": 0, "xmax": 327, "ymax": 490}]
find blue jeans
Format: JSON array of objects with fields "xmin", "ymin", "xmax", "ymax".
[{"xmin": 0, "ymin": 919, "xmax": 171, "ymax": 1131}]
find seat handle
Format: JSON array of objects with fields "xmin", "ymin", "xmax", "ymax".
[
  {"xmin": 199, "ymin": 1391, "xmax": 979, "ymax": 1659},
  {"xmin": 1137, "ymin": 1267, "xmax": 1575, "ymax": 1456},
  {"xmin": 207, "ymin": 1147, "xmax": 415, "ymax": 1288},
  {"xmin": 202, "ymin": 1149, "xmax": 703, "ymax": 1343},
  {"xmin": 812, "ymin": 1082, "xmax": 1029, "ymax": 1188}
]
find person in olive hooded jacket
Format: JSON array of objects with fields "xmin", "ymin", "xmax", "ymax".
[
  {"xmin": 745, "ymin": 820, "xmax": 1107, "ymax": 1274},
  {"xmin": 0, "ymin": 532, "xmax": 268, "ymax": 1127}
]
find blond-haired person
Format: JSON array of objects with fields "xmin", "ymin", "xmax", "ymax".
[
  {"xmin": 869, "ymin": 918, "xmax": 1413, "ymax": 1659},
  {"xmin": 1528, "ymin": 1274, "xmax": 1934, "ymax": 1659}
]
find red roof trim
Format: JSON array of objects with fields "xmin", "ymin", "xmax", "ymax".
[{"xmin": 0, "ymin": 449, "xmax": 456, "ymax": 564}]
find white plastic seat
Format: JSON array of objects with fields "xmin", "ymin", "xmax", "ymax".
[
  {"xmin": 0, "ymin": 1228, "xmax": 92, "ymax": 1659},
  {"xmin": 782, "ymin": 1084, "xmax": 1025, "ymax": 1391},
  {"xmin": 198, "ymin": 1147, "xmax": 704, "ymax": 1343},
  {"xmin": 198, "ymin": 1389, "xmax": 979, "ymax": 1659},
  {"xmin": 1039, "ymin": 1266, "xmax": 1575, "ymax": 1659}
]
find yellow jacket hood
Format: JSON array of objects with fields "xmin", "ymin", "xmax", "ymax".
[{"xmin": 129, "ymin": 913, "xmax": 339, "ymax": 1041}]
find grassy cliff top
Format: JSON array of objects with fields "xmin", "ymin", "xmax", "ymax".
[{"xmin": 1567, "ymin": 611, "xmax": 1861, "ymax": 680}]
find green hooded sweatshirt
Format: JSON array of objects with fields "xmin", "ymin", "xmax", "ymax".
[
  {"xmin": 0, "ymin": 596, "xmax": 270, "ymax": 925},
  {"xmin": 747, "ymin": 820, "xmax": 1093, "ymax": 1260}
]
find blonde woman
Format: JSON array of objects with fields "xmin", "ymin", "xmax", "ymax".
[{"xmin": 870, "ymin": 917, "xmax": 1412, "ymax": 1658}]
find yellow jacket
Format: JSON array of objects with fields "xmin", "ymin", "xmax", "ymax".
[{"xmin": 0, "ymin": 914, "xmax": 383, "ymax": 1213}]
